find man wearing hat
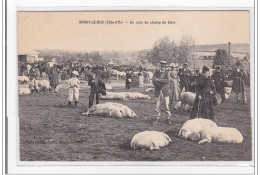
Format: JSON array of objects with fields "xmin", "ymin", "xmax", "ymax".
[
  {"xmin": 178, "ymin": 62, "xmax": 192, "ymax": 92},
  {"xmin": 88, "ymin": 71, "xmax": 106, "ymax": 108},
  {"xmin": 211, "ymin": 65, "xmax": 225, "ymax": 101},
  {"xmin": 152, "ymin": 61, "xmax": 172, "ymax": 124},
  {"xmin": 232, "ymin": 61, "xmax": 247, "ymax": 104},
  {"xmin": 67, "ymin": 70, "xmax": 80, "ymax": 108},
  {"xmin": 49, "ymin": 63, "xmax": 59, "ymax": 93},
  {"xmin": 189, "ymin": 69, "xmax": 200, "ymax": 93}
]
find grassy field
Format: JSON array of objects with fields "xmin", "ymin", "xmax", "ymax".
[{"xmin": 19, "ymin": 79, "xmax": 252, "ymax": 161}]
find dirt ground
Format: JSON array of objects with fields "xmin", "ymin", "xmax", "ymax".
[{"xmin": 19, "ymin": 78, "xmax": 252, "ymax": 161}]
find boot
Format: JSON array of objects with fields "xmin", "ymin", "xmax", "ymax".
[
  {"xmin": 75, "ymin": 101, "xmax": 78, "ymax": 108},
  {"xmin": 153, "ymin": 111, "xmax": 161, "ymax": 124},
  {"xmin": 68, "ymin": 101, "xmax": 71, "ymax": 107},
  {"xmin": 167, "ymin": 118, "xmax": 172, "ymax": 125},
  {"xmin": 166, "ymin": 111, "xmax": 172, "ymax": 124}
]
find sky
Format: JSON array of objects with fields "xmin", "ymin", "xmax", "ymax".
[{"xmin": 18, "ymin": 11, "xmax": 250, "ymax": 52}]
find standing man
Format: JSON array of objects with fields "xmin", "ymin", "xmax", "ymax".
[
  {"xmin": 88, "ymin": 71, "xmax": 106, "ymax": 108},
  {"xmin": 178, "ymin": 62, "xmax": 192, "ymax": 92},
  {"xmin": 211, "ymin": 65, "xmax": 225, "ymax": 101},
  {"xmin": 29, "ymin": 64, "xmax": 40, "ymax": 93},
  {"xmin": 189, "ymin": 69, "xmax": 200, "ymax": 93},
  {"xmin": 125, "ymin": 70, "xmax": 131, "ymax": 89},
  {"xmin": 49, "ymin": 64, "xmax": 59, "ymax": 93},
  {"xmin": 107, "ymin": 68, "xmax": 112, "ymax": 83},
  {"xmin": 232, "ymin": 61, "xmax": 247, "ymax": 104},
  {"xmin": 152, "ymin": 61, "xmax": 172, "ymax": 124},
  {"xmin": 67, "ymin": 63, "xmax": 73, "ymax": 78}
]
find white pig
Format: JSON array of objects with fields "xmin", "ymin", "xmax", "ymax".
[
  {"xmin": 198, "ymin": 127, "xmax": 243, "ymax": 144},
  {"xmin": 130, "ymin": 131, "xmax": 171, "ymax": 150}
]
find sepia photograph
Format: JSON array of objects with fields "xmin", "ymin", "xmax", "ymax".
[{"xmin": 17, "ymin": 11, "xmax": 252, "ymax": 162}]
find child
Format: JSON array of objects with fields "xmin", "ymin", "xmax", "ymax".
[{"xmin": 67, "ymin": 70, "xmax": 80, "ymax": 108}]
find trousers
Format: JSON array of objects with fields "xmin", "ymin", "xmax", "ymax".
[
  {"xmin": 89, "ymin": 90, "xmax": 100, "ymax": 108},
  {"xmin": 155, "ymin": 90, "xmax": 171, "ymax": 119},
  {"xmin": 68, "ymin": 87, "xmax": 79, "ymax": 102}
]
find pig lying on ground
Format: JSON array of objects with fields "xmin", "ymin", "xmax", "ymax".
[
  {"xmin": 197, "ymin": 127, "xmax": 243, "ymax": 144},
  {"xmin": 100, "ymin": 92, "xmax": 151, "ymax": 100},
  {"xmin": 180, "ymin": 92, "xmax": 196, "ymax": 111},
  {"xmin": 130, "ymin": 131, "xmax": 171, "ymax": 150},
  {"xmin": 100, "ymin": 92, "xmax": 127, "ymax": 101},
  {"xmin": 178, "ymin": 118, "xmax": 218, "ymax": 140},
  {"xmin": 82, "ymin": 102, "xmax": 137, "ymax": 118},
  {"xmin": 105, "ymin": 84, "xmax": 113, "ymax": 90},
  {"xmin": 121, "ymin": 92, "xmax": 151, "ymax": 100},
  {"xmin": 18, "ymin": 76, "xmax": 30, "ymax": 83},
  {"xmin": 18, "ymin": 87, "xmax": 31, "ymax": 95},
  {"xmin": 174, "ymin": 101, "xmax": 192, "ymax": 112}
]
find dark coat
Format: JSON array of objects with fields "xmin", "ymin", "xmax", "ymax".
[
  {"xmin": 68, "ymin": 67, "xmax": 72, "ymax": 78},
  {"xmin": 49, "ymin": 67, "xmax": 59, "ymax": 88},
  {"xmin": 211, "ymin": 71, "xmax": 225, "ymax": 98},
  {"xmin": 29, "ymin": 67, "xmax": 38, "ymax": 80},
  {"xmin": 126, "ymin": 72, "xmax": 131, "ymax": 81},
  {"xmin": 88, "ymin": 73, "xmax": 106, "ymax": 94},
  {"xmin": 178, "ymin": 68, "xmax": 192, "ymax": 91},
  {"xmin": 232, "ymin": 68, "xmax": 246, "ymax": 93},
  {"xmin": 152, "ymin": 70, "xmax": 170, "ymax": 97},
  {"xmin": 189, "ymin": 74, "xmax": 200, "ymax": 93},
  {"xmin": 190, "ymin": 75, "xmax": 216, "ymax": 121}
]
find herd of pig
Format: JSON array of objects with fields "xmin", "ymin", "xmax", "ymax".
[
  {"xmin": 18, "ymin": 76, "xmax": 243, "ymax": 150},
  {"xmin": 130, "ymin": 118, "xmax": 243, "ymax": 150},
  {"xmin": 83, "ymin": 101, "xmax": 243, "ymax": 150}
]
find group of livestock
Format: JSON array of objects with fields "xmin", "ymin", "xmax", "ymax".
[
  {"xmin": 82, "ymin": 90, "xmax": 243, "ymax": 151},
  {"xmin": 18, "ymin": 61, "xmax": 243, "ymax": 152}
]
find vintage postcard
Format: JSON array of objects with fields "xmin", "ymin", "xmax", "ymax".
[{"xmin": 17, "ymin": 11, "xmax": 252, "ymax": 162}]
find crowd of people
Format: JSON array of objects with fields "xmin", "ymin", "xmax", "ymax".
[
  {"xmin": 19, "ymin": 59, "xmax": 248, "ymax": 124},
  {"xmin": 152, "ymin": 60, "xmax": 248, "ymax": 124}
]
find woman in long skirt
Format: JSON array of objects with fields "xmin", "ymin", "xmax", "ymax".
[
  {"xmin": 169, "ymin": 66, "xmax": 180, "ymax": 103},
  {"xmin": 190, "ymin": 66, "xmax": 216, "ymax": 121}
]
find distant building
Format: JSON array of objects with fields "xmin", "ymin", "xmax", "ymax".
[
  {"xmin": 196, "ymin": 51, "xmax": 215, "ymax": 60},
  {"xmin": 18, "ymin": 49, "xmax": 39, "ymax": 63},
  {"xmin": 35, "ymin": 57, "xmax": 44, "ymax": 62}
]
